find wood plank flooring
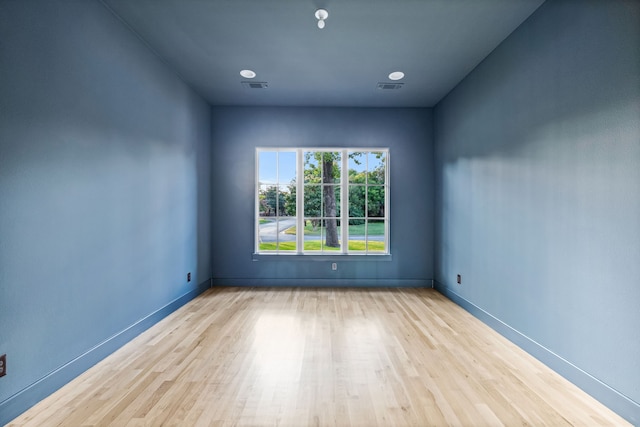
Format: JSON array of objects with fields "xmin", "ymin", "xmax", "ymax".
[{"xmin": 8, "ymin": 287, "xmax": 630, "ymax": 426}]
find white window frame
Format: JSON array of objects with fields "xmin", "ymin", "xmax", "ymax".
[{"xmin": 255, "ymin": 148, "xmax": 390, "ymax": 256}]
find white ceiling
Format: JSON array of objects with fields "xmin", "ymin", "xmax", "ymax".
[{"xmin": 102, "ymin": 0, "xmax": 545, "ymax": 107}]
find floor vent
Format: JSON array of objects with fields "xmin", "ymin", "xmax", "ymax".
[
  {"xmin": 242, "ymin": 81, "xmax": 268, "ymax": 89},
  {"xmin": 377, "ymin": 82, "xmax": 403, "ymax": 90}
]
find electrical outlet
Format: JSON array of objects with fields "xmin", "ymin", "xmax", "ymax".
[
  {"xmin": 187, "ymin": 272, "xmax": 191, "ymax": 282},
  {"xmin": 0, "ymin": 354, "xmax": 6, "ymax": 378},
  {"xmin": 331, "ymin": 263, "xmax": 337, "ymax": 271},
  {"xmin": 457, "ymin": 274, "xmax": 462, "ymax": 284}
]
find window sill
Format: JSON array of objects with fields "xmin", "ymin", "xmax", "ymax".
[{"xmin": 252, "ymin": 253, "xmax": 392, "ymax": 262}]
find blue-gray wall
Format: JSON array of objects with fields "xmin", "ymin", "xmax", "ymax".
[
  {"xmin": 434, "ymin": 0, "xmax": 639, "ymax": 422},
  {"xmin": 2, "ymin": 0, "xmax": 638, "ymax": 423},
  {"xmin": 0, "ymin": 1, "xmax": 211, "ymax": 422},
  {"xmin": 211, "ymin": 107, "xmax": 434, "ymax": 287}
]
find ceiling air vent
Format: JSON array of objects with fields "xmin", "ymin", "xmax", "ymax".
[
  {"xmin": 242, "ymin": 81, "xmax": 268, "ymax": 89},
  {"xmin": 377, "ymin": 82, "xmax": 403, "ymax": 90}
]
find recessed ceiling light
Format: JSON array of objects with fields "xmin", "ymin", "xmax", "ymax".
[
  {"xmin": 388, "ymin": 71, "xmax": 405, "ymax": 81},
  {"xmin": 240, "ymin": 69, "xmax": 256, "ymax": 79}
]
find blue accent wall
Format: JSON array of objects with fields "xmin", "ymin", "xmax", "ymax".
[
  {"xmin": 434, "ymin": 0, "xmax": 640, "ymax": 422},
  {"xmin": 0, "ymin": 1, "xmax": 211, "ymax": 423},
  {"xmin": 211, "ymin": 107, "xmax": 434, "ymax": 287}
]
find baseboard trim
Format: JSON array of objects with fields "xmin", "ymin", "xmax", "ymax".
[
  {"xmin": 212, "ymin": 278, "xmax": 432, "ymax": 288},
  {"xmin": 0, "ymin": 279, "xmax": 211, "ymax": 426},
  {"xmin": 433, "ymin": 281, "xmax": 639, "ymax": 425}
]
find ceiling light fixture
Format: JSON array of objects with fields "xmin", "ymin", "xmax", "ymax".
[
  {"xmin": 388, "ymin": 71, "xmax": 405, "ymax": 81},
  {"xmin": 240, "ymin": 69, "xmax": 256, "ymax": 79},
  {"xmin": 315, "ymin": 9, "xmax": 328, "ymax": 29}
]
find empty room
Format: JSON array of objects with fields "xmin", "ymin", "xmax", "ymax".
[{"xmin": 0, "ymin": 0, "xmax": 638, "ymax": 425}]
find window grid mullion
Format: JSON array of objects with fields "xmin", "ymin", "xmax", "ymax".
[
  {"xmin": 297, "ymin": 150, "xmax": 304, "ymax": 254},
  {"xmin": 384, "ymin": 151, "xmax": 389, "ymax": 252},
  {"xmin": 255, "ymin": 150, "xmax": 260, "ymax": 253},
  {"xmin": 275, "ymin": 152, "xmax": 280, "ymax": 253},
  {"xmin": 341, "ymin": 150, "xmax": 348, "ymax": 254}
]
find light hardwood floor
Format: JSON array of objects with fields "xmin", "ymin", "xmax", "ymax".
[{"xmin": 9, "ymin": 287, "xmax": 630, "ymax": 426}]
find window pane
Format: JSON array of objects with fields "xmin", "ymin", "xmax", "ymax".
[
  {"xmin": 367, "ymin": 186, "xmax": 385, "ymax": 217},
  {"xmin": 278, "ymin": 151, "xmax": 297, "ymax": 185},
  {"xmin": 323, "ymin": 185, "xmax": 340, "ymax": 217},
  {"xmin": 349, "ymin": 185, "xmax": 365, "ymax": 218},
  {"xmin": 304, "ymin": 152, "xmax": 321, "ymax": 184},
  {"xmin": 277, "ymin": 242, "xmax": 296, "ymax": 251},
  {"xmin": 304, "ymin": 185, "xmax": 321, "ymax": 216},
  {"xmin": 368, "ymin": 152, "xmax": 386, "ymax": 184},
  {"xmin": 276, "ymin": 186, "xmax": 286, "ymax": 216},
  {"xmin": 303, "ymin": 218, "xmax": 320, "ymax": 251},
  {"xmin": 322, "ymin": 218, "xmax": 341, "ymax": 251},
  {"xmin": 279, "ymin": 185, "xmax": 295, "ymax": 217},
  {"xmin": 259, "ymin": 185, "xmax": 278, "ymax": 217},
  {"xmin": 348, "ymin": 152, "xmax": 366, "ymax": 183},
  {"xmin": 258, "ymin": 217, "xmax": 277, "ymax": 250},
  {"xmin": 321, "ymin": 152, "xmax": 341, "ymax": 183},
  {"xmin": 259, "ymin": 151, "xmax": 277, "ymax": 185},
  {"xmin": 348, "ymin": 219, "xmax": 366, "ymax": 252},
  {"xmin": 367, "ymin": 219, "xmax": 386, "ymax": 253},
  {"xmin": 278, "ymin": 217, "xmax": 297, "ymax": 251}
]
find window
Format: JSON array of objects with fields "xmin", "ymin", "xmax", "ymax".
[{"xmin": 256, "ymin": 148, "xmax": 389, "ymax": 255}]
